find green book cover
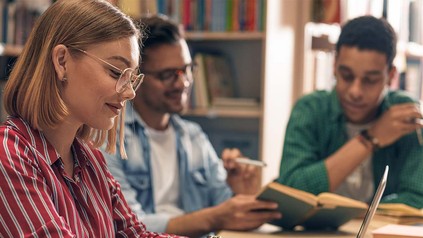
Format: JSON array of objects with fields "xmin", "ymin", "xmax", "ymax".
[
  {"xmin": 257, "ymin": 182, "xmax": 317, "ymax": 229},
  {"xmin": 303, "ymin": 206, "xmax": 367, "ymax": 229},
  {"xmin": 257, "ymin": 182, "xmax": 368, "ymax": 230}
]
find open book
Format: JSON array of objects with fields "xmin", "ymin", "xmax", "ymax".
[
  {"xmin": 375, "ymin": 203, "xmax": 423, "ymax": 225},
  {"xmin": 257, "ymin": 182, "xmax": 368, "ymax": 230}
]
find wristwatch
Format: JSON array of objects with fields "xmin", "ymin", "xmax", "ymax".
[{"xmin": 360, "ymin": 129, "xmax": 380, "ymax": 151}]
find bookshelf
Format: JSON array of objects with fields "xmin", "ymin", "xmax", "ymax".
[
  {"xmin": 116, "ymin": 0, "xmax": 311, "ymax": 184},
  {"xmin": 0, "ymin": 0, "xmax": 52, "ymax": 78},
  {"xmin": 12, "ymin": 0, "xmax": 414, "ymax": 184},
  {"xmin": 302, "ymin": 0, "xmax": 423, "ymax": 102}
]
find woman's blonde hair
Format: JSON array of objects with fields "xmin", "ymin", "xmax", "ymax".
[{"xmin": 3, "ymin": 0, "xmax": 141, "ymax": 157}]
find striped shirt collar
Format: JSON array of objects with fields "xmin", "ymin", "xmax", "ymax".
[{"xmin": 4, "ymin": 116, "xmax": 90, "ymax": 168}]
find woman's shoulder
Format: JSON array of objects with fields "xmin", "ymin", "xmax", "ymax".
[{"xmin": 0, "ymin": 118, "xmax": 33, "ymax": 146}]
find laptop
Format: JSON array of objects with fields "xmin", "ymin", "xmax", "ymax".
[{"xmin": 356, "ymin": 165, "xmax": 389, "ymax": 238}]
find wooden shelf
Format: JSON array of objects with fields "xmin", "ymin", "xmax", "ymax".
[
  {"xmin": 405, "ymin": 42, "xmax": 423, "ymax": 59},
  {"xmin": 0, "ymin": 43, "xmax": 23, "ymax": 57},
  {"xmin": 183, "ymin": 107, "xmax": 261, "ymax": 119},
  {"xmin": 185, "ymin": 32, "xmax": 264, "ymax": 41}
]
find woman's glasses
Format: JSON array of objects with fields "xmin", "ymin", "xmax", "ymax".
[{"xmin": 70, "ymin": 47, "xmax": 144, "ymax": 93}]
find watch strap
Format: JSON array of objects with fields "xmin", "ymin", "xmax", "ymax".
[{"xmin": 360, "ymin": 129, "xmax": 380, "ymax": 151}]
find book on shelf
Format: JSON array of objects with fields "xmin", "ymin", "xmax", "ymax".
[
  {"xmin": 372, "ymin": 224, "xmax": 423, "ymax": 238},
  {"xmin": 408, "ymin": 0, "xmax": 422, "ymax": 44},
  {"xmin": 118, "ymin": 0, "xmax": 265, "ymax": 32},
  {"xmin": 192, "ymin": 53, "xmax": 210, "ymax": 108},
  {"xmin": 311, "ymin": 0, "xmax": 341, "ymax": 24},
  {"xmin": 256, "ymin": 182, "xmax": 368, "ymax": 230},
  {"xmin": 192, "ymin": 52, "xmax": 239, "ymax": 108},
  {"xmin": 212, "ymin": 97, "xmax": 259, "ymax": 108},
  {"xmin": 404, "ymin": 58, "xmax": 422, "ymax": 100},
  {"xmin": 202, "ymin": 53, "xmax": 236, "ymax": 100}
]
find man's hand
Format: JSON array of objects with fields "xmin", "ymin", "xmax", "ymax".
[
  {"xmin": 210, "ymin": 194, "xmax": 282, "ymax": 231},
  {"xmin": 369, "ymin": 103, "xmax": 423, "ymax": 147},
  {"xmin": 221, "ymin": 148, "xmax": 261, "ymax": 195}
]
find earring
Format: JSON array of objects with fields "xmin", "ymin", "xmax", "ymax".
[{"xmin": 62, "ymin": 77, "xmax": 67, "ymax": 82}]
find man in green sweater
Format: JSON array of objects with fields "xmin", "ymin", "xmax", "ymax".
[{"xmin": 277, "ymin": 15, "xmax": 423, "ymax": 208}]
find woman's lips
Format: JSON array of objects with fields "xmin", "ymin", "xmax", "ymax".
[{"xmin": 106, "ymin": 103, "xmax": 122, "ymax": 115}]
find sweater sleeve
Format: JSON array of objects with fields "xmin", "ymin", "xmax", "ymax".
[{"xmin": 276, "ymin": 95, "xmax": 330, "ymax": 194}]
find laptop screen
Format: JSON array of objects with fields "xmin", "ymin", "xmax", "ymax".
[{"xmin": 356, "ymin": 165, "xmax": 389, "ymax": 238}]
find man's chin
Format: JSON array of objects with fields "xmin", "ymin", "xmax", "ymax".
[
  {"xmin": 166, "ymin": 105, "xmax": 185, "ymax": 114},
  {"xmin": 346, "ymin": 114, "xmax": 369, "ymax": 124}
]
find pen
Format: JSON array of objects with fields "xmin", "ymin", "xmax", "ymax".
[{"xmin": 235, "ymin": 157, "xmax": 267, "ymax": 167}]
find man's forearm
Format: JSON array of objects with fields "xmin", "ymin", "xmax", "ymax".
[
  {"xmin": 325, "ymin": 135, "xmax": 373, "ymax": 192},
  {"xmin": 166, "ymin": 206, "xmax": 220, "ymax": 237}
]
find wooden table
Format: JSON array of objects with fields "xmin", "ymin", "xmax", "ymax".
[{"xmin": 218, "ymin": 218, "xmax": 390, "ymax": 238}]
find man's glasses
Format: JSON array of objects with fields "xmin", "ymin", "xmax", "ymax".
[
  {"xmin": 69, "ymin": 47, "xmax": 144, "ymax": 93},
  {"xmin": 142, "ymin": 63, "xmax": 196, "ymax": 88}
]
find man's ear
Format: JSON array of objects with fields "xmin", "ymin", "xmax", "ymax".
[
  {"xmin": 387, "ymin": 65, "xmax": 397, "ymax": 86},
  {"xmin": 52, "ymin": 44, "xmax": 69, "ymax": 81},
  {"xmin": 333, "ymin": 53, "xmax": 339, "ymax": 78}
]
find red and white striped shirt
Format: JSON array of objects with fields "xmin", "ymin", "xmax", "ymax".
[{"xmin": 0, "ymin": 117, "xmax": 182, "ymax": 238}]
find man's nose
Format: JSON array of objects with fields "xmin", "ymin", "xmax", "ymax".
[
  {"xmin": 348, "ymin": 78, "xmax": 364, "ymax": 100},
  {"xmin": 174, "ymin": 70, "xmax": 190, "ymax": 88}
]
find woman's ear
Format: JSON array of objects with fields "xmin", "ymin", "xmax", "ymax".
[{"xmin": 52, "ymin": 44, "xmax": 69, "ymax": 81}]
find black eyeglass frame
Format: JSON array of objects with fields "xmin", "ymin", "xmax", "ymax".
[{"xmin": 142, "ymin": 63, "xmax": 196, "ymax": 87}]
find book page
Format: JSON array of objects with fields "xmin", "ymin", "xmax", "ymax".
[
  {"xmin": 378, "ymin": 203, "xmax": 423, "ymax": 217},
  {"xmin": 373, "ymin": 213, "xmax": 423, "ymax": 225},
  {"xmin": 265, "ymin": 182, "xmax": 318, "ymax": 206},
  {"xmin": 317, "ymin": 192, "xmax": 368, "ymax": 209}
]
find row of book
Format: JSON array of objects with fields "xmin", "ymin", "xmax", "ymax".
[
  {"xmin": 0, "ymin": 0, "xmax": 51, "ymax": 47},
  {"xmin": 190, "ymin": 52, "xmax": 259, "ymax": 109},
  {"xmin": 311, "ymin": 0, "xmax": 423, "ymax": 44},
  {"xmin": 118, "ymin": 0, "xmax": 265, "ymax": 32}
]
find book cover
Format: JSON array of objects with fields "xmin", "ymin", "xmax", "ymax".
[
  {"xmin": 202, "ymin": 53, "xmax": 236, "ymax": 103},
  {"xmin": 192, "ymin": 53, "xmax": 210, "ymax": 108},
  {"xmin": 257, "ymin": 182, "xmax": 368, "ymax": 230}
]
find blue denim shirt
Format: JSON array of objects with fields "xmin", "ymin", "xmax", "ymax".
[{"xmin": 103, "ymin": 105, "xmax": 233, "ymax": 233}]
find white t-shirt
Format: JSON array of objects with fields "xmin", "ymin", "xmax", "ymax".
[
  {"xmin": 334, "ymin": 123, "xmax": 375, "ymax": 203},
  {"xmin": 145, "ymin": 124, "xmax": 184, "ymax": 216}
]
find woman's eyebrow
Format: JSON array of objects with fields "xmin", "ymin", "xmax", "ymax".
[{"xmin": 106, "ymin": 55, "xmax": 132, "ymax": 68}]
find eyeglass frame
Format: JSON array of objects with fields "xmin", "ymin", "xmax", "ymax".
[
  {"xmin": 68, "ymin": 46, "xmax": 145, "ymax": 93},
  {"xmin": 142, "ymin": 63, "xmax": 196, "ymax": 88}
]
